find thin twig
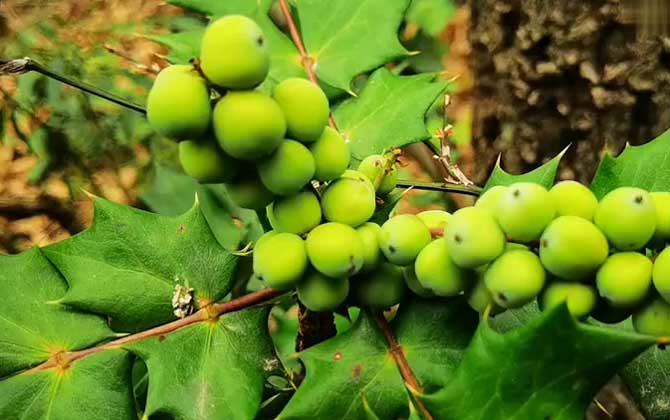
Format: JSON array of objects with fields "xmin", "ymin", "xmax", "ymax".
[
  {"xmin": 373, "ymin": 313, "xmax": 434, "ymax": 420},
  {"xmin": 22, "ymin": 288, "xmax": 282, "ymax": 375},
  {"xmin": 396, "ymin": 180, "xmax": 482, "ymax": 196},
  {"xmin": 434, "ymin": 94, "xmax": 474, "ymax": 186}
]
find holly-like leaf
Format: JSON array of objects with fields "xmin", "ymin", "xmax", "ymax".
[
  {"xmin": 0, "ymin": 248, "xmax": 115, "ymax": 377},
  {"xmin": 483, "ymin": 146, "xmax": 568, "ymax": 191},
  {"xmin": 167, "ymin": 0, "xmax": 274, "ymax": 16},
  {"xmin": 148, "ymin": 30, "xmax": 203, "ymax": 63},
  {"xmin": 277, "ymin": 297, "xmax": 477, "ymax": 419},
  {"xmin": 127, "ymin": 307, "xmax": 278, "ymax": 420},
  {"xmin": 334, "ymin": 68, "xmax": 448, "ymax": 162},
  {"xmin": 591, "ymin": 130, "xmax": 670, "ymax": 199},
  {"xmin": 42, "ymin": 196, "xmax": 238, "ymax": 332},
  {"xmin": 406, "ymin": 0, "xmax": 456, "ymax": 36},
  {"xmin": 0, "ymin": 350, "xmax": 135, "ymax": 420},
  {"xmin": 421, "ymin": 305, "xmax": 654, "ymax": 420},
  {"xmin": 296, "ymin": 0, "xmax": 410, "ymax": 92},
  {"xmin": 368, "ymin": 190, "xmax": 406, "ymax": 225}
]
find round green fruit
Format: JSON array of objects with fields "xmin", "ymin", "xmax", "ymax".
[
  {"xmin": 253, "ymin": 233, "xmax": 307, "ymax": 289},
  {"xmin": 414, "ymin": 238, "xmax": 471, "ymax": 297},
  {"xmin": 255, "ymin": 231, "xmax": 277, "ymax": 250},
  {"xmin": 213, "ymin": 91, "xmax": 286, "ymax": 160},
  {"xmin": 651, "ymin": 192, "xmax": 670, "ymax": 246},
  {"xmin": 417, "ymin": 210, "xmax": 451, "ymax": 236},
  {"xmin": 594, "ymin": 187, "xmax": 656, "ymax": 251},
  {"xmin": 146, "ymin": 65, "xmax": 211, "ymax": 140},
  {"xmin": 474, "ymin": 185, "xmax": 506, "ymax": 215},
  {"xmin": 356, "ymin": 223, "xmax": 381, "ymax": 272},
  {"xmin": 467, "ymin": 275, "xmax": 505, "ymax": 316},
  {"xmin": 297, "ymin": 271, "xmax": 349, "ymax": 312},
  {"xmin": 273, "ymin": 78, "xmax": 329, "ymax": 143},
  {"xmin": 267, "ymin": 191, "xmax": 321, "ymax": 235},
  {"xmin": 444, "ymin": 206, "xmax": 506, "ymax": 268},
  {"xmin": 539, "ymin": 216, "xmax": 609, "ymax": 281},
  {"xmin": 632, "ymin": 298, "xmax": 670, "ymax": 337},
  {"xmin": 309, "ymin": 127, "xmax": 350, "ymax": 182},
  {"xmin": 257, "ymin": 139, "xmax": 315, "ymax": 195},
  {"xmin": 306, "ymin": 222, "xmax": 364, "ymax": 277},
  {"xmin": 596, "ymin": 252, "xmax": 653, "ymax": 308},
  {"xmin": 484, "ymin": 250, "xmax": 546, "ymax": 309},
  {"xmin": 403, "ymin": 266, "xmax": 434, "ymax": 298},
  {"xmin": 539, "ymin": 281, "xmax": 598, "ymax": 319},
  {"xmin": 353, "ymin": 262, "xmax": 406, "ymax": 309},
  {"xmin": 200, "ymin": 15, "xmax": 269, "ymax": 89},
  {"xmin": 652, "ymin": 246, "xmax": 670, "ymax": 303},
  {"xmin": 497, "ymin": 182, "xmax": 556, "ymax": 242},
  {"xmin": 178, "ymin": 139, "xmax": 238, "ymax": 183},
  {"xmin": 357, "ymin": 154, "xmax": 399, "ymax": 195},
  {"xmin": 549, "ymin": 181, "xmax": 598, "ymax": 220},
  {"xmin": 379, "ymin": 214, "xmax": 432, "ymax": 266},
  {"xmin": 225, "ymin": 175, "xmax": 274, "ymax": 210},
  {"xmin": 321, "ymin": 170, "xmax": 376, "ymax": 227}
]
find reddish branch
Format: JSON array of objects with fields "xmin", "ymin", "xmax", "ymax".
[
  {"xmin": 22, "ymin": 288, "xmax": 281, "ymax": 375},
  {"xmin": 374, "ymin": 313, "xmax": 434, "ymax": 420}
]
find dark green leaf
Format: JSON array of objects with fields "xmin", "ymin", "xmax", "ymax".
[
  {"xmin": 483, "ymin": 146, "xmax": 568, "ymax": 191},
  {"xmin": 368, "ymin": 190, "xmax": 406, "ymax": 225}
]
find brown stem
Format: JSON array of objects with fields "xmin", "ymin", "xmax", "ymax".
[
  {"xmin": 22, "ymin": 288, "xmax": 282, "ymax": 375},
  {"xmin": 373, "ymin": 313, "xmax": 434, "ymax": 420}
]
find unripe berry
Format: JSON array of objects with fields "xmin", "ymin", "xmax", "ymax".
[
  {"xmin": 213, "ymin": 91, "xmax": 286, "ymax": 160},
  {"xmin": 253, "ymin": 233, "xmax": 307, "ymax": 289},
  {"xmin": 356, "ymin": 223, "xmax": 382, "ymax": 272},
  {"xmin": 178, "ymin": 139, "xmax": 239, "ymax": 184},
  {"xmin": 309, "ymin": 127, "xmax": 350, "ymax": 182},
  {"xmin": 417, "ymin": 210, "xmax": 451, "ymax": 236},
  {"xmin": 353, "ymin": 262, "xmax": 406, "ymax": 309},
  {"xmin": 539, "ymin": 281, "xmax": 598, "ymax": 319},
  {"xmin": 379, "ymin": 214, "xmax": 431, "ymax": 266},
  {"xmin": 650, "ymin": 192, "xmax": 670, "ymax": 246},
  {"xmin": 273, "ymin": 78, "xmax": 329, "ymax": 143},
  {"xmin": 444, "ymin": 207, "xmax": 506, "ymax": 268},
  {"xmin": 403, "ymin": 266, "xmax": 434, "ymax": 298},
  {"xmin": 474, "ymin": 185, "xmax": 506, "ymax": 214},
  {"xmin": 594, "ymin": 187, "xmax": 656, "ymax": 251},
  {"xmin": 539, "ymin": 216, "xmax": 609, "ymax": 281},
  {"xmin": 497, "ymin": 182, "xmax": 556, "ymax": 242},
  {"xmin": 321, "ymin": 170, "xmax": 376, "ymax": 227},
  {"xmin": 484, "ymin": 250, "xmax": 545, "ymax": 308},
  {"xmin": 357, "ymin": 154, "xmax": 399, "ymax": 195},
  {"xmin": 146, "ymin": 65, "xmax": 211, "ymax": 140},
  {"xmin": 652, "ymin": 246, "xmax": 670, "ymax": 303},
  {"xmin": 306, "ymin": 223, "xmax": 364, "ymax": 277},
  {"xmin": 632, "ymin": 298, "xmax": 670, "ymax": 337},
  {"xmin": 549, "ymin": 181, "xmax": 598, "ymax": 221},
  {"xmin": 225, "ymin": 175, "xmax": 274, "ymax": 210},
  {"xmin": 596, "ymin": 252, "xmax": 653, "ymax": 308},
  {"xmin": 467, "ymin": 274, "xmax": 505, "ymax": 316},
  {"xmin": 267, "ymin": 191, "xmax": 321, "ymax": 235},
  {"xmin": 414, "ymin": 238, "xmax": 472, "ymax": 296},
  {"xmin": 257, "ymin": 139, "xmax": 315, "ymax": 195},
  {"xmin": 200, "ymin": 15, "xmax": 269, "ymax": 89},
  {"xmin": 255, "ymin": 231, "xmax": 277, "ymax": 250},
  {"xmin": 297, "ymin": 271, "xmax": 349, "ymax": 312}
]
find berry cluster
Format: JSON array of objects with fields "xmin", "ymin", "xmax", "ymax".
[{"xmin": 145, "ymin": 15, "xmax": 350, "ymax": 209}]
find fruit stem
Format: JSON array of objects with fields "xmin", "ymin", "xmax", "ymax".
[
  {"xmin": 0, "ymin": 57, "xmax": 147, "ymax": 115},
  {"xmin": 396, "ymin": 180, "xmax": 482, "ymax": 196}
]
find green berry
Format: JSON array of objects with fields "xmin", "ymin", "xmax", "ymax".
[
  {"xmin": 306, "ymin": 223, "xmax": 364, "ymax": 277},
  {"xmin": 255, "ymin": 231, "xmax": 277, "ymax": 250},
  {"xmin": 539, "ymin": 216, "xmax": 609, "ymax": 281},
  {"xmin": 594, "ymin": 187, "xmax": 656, "ymax": 251},
  {"xmin": 403, "ymin": 266, "xmax": 434, "ymax": 298},
  {"xmin": 539, "ymin": 281, "xmax": 598, "ymax": 319},
  {"xmin": 475, "ymin": 185, "xmax": 506, "ymax": 214},
  {"xmin": 200, "ymin": 15, "xmax": 269, "ymax": 89},
  {"xmin": 146, "ymin": 65, "xmax": 211, "ymax": 140},
  {"xmin": 353, "ymin": 262, "xmax": 406, "ymax": 309},
  {"xmin": 652, "ymin": 246, "xmax": 670, "ymax": 303},
  {"xmin": 357, "ymin": 154, "xmax": 399, "ymax": 195},
  {"xmin": 225, "ymin": 175, "xmax": 274, "ymax": 210},
  {"xmin": 267, "ymin": 191, "xmax": 321, "ymax": 235},
  {"xmin": 257, "ymin": 139, "xmax": 315, "ymax": 195},
  {"xmin": 484, "ymin": 250, "xmax": 546, "ymax": 308},
  {"xmin": 549, "ymin": 181, "xmax": 598, "ymax": 220},
  {"xmin": 596, "ymin": 252, "xmax": 653, "ymax": 308},
  {"xmin": 379, "ymin": 214, "xmax": 432, "ymax": 266},
  {"xmin": 417, "ymin": 210, "xmax": 451, "ymax": 235},
  {"xmin": 497, "ymin": 182, "xmax": 556, "ymax": 242},
  {"xmin": 467, "ymin": 274, "xmax": 505, "ymax": 316},
  {"xmin": 178, "ymin": 139, "xmax": 238, "ymax": 183},
  {"xmin": 273, "ymin": 78, "xmax": 329, "ymax": 143},
  {"xmin": 414, "ymin": 238, "xmax": 471, "ymax": 297},
  {"xmin": 253, "ymin": 233, "xmax": 307, "ymax": 289},
  {"xmin": 650, "ymin": 192, "xmax": 670, "ymax": 246},
  {"xmin": 444, "ymin": 207, "xmax": 506, "ymax": 268},
  {"xmin": 632, "ymin": 298, "xmax": 670, "ymax": 337},
  {"xmin": 356, "ymin": 223, "xmax": 382, "ymax": 272},
  {"xmin": 309, "ymin": 127, "xmax": 350, "ymax": 182},
  {"xmin": 321, "ymin": 170, "xmax": 376, "ymax": 227},
  {"xmin": 213, "ymin": 91, "xmax": 286, "ymax": 160},
  {"xmin": 297, "ymin": 271, "xmax": 349, "ymax": 312}
]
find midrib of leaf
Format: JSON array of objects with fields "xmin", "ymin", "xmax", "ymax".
[
  {"xmin": 311, "ymin": 2, "xmax": 367, "ymax": 59},
  {"xmin": 44, "ymin": 373, "xmax": 63, "ymax": 420},
  {"xmin": 0, "ymin": 314, "xmax": 48, "ymax": 347},
  {"xmin": 340, "ymin": 362, "xmax": 389, "ymax": 418},
  {"xmin": 342, "ymin": 77, "xmax": 412, "ymax": 134},
  {"xmin": 19, "ymin": 378, "xmax": 50, "ymax": 420}
]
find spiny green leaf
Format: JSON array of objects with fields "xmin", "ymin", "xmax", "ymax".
[
  {"xmin": 0, "ymin": 248, "xmax": 115, "ymax": 377},
  {"xmin": 368, "ymin": 190, "xmax": 406, "ymax": 225},
  {"xmin": 421, "ymin": 305, "xmax": 654, "ymax": 420},
  {"xmin": 296, "ymin": 0, "xmax": 410, "ymax": 92},
  {"xmin": 591, "ymin": 130, "xmax": 670, "ymax": 199},
  {"xmin": 0, "ymin": 350, "xmax": 135, "ymax": 420},
  {"xmin": 484, "ymin": 146, "xmax": 568, "ymax": 191},
  {"xmin": 406, "ymin": 0, "xmax": 456, "ymax": 36},
  {"xmin": 127, "ymin": 307, "xmax": 278, "ymax": 420},
  {"xmin": 167, "ymin": 0, "xmax": 274, "ymax": 16},
  {"xmin": 42, "ymin": 196, "xmax": 238, "ymax": 332},
  {"xmin": 334, "ymin": 68, "xmax": 448, "ymax": 162},
  {"xmin": 148, "ymin": 30, "xmax": 203, "ymax": 63}
]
